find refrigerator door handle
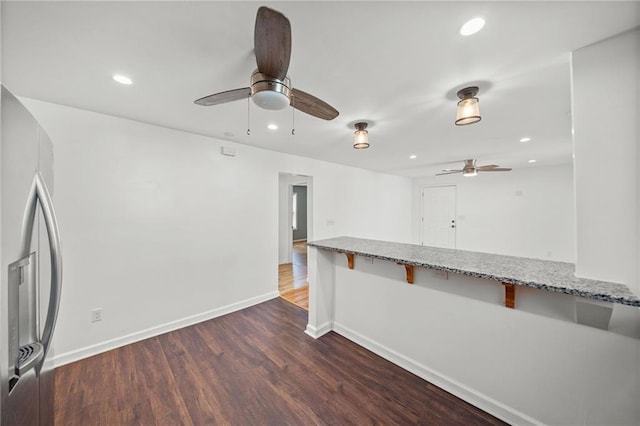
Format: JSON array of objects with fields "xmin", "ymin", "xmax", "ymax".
[{"xmin": 20, "ymin": 171, "xmax": 63, "ymax": 368}]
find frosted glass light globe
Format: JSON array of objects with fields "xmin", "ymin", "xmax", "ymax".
[{"xmin": 253, "ymin": 90, "xmax": 290, "ymax": 110}]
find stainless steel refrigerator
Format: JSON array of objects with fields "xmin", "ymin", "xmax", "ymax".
[{"xmin": 1, "ymin": 85, "xmax": 63, "ymax": 425}]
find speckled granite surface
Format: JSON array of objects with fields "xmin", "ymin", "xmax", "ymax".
[{"xmin": 308, "ymin": 237, "xmax": 640, "ymax": 307}]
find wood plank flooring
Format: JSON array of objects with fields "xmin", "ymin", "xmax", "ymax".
[
  {"xmin": 54, "ymin": 298, "xmax": 506, "ymax": 425},
  {"xmin": 278, "ymin": 241, "xmax": 309, "ymax": 310},
  {"xmin": 279, "ymin": 284, "xmax": 309, "ymax": 310}
]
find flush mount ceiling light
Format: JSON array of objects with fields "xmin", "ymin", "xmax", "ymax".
[
  {"xmin": 353, "ymin": 122, "xmax": 370, "ymax": 149},
  {"xmin": 460, "ymin": 17, "xmax": 485, "ymax": 36},
  {"xmin": 455, "ymin": 86, "xmax": 481, "ymax": 126},
  {"xmin": 112, "ymin": 74, "xmax": 133, "ymax": 85},
  {"xmin": 267, "ymin": 123, "xmax": 278, "ymax": 130}
]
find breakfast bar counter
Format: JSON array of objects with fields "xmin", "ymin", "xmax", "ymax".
[{"xmin": 307, "ymin": 236, "xmax": 640, "ymax": 307}]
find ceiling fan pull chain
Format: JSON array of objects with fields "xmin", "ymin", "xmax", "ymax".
[
  {"xmin": 247, "ymin": 94, "xmax": 251, "ymax": 136},
  {"xmin": 291, "ymin": 101, "xmax": 296, "ymax": 136}
]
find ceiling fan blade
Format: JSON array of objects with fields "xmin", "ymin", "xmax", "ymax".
[
  {"xmin": 194, "ymin": 88, "xmax": 251, "ymax": 106},
  {"xmin": 254, "ymin": 6, "xmax": 291, "ymax": 81},
  {"xmin": 436, "ymin": 170, "xmax": 462, "ymax": 176},
  {"xmin": 477, "ymin": 165, "xmax": 499, "ymax": 170},
  {"xmin": 480, "ymin": 168, "xmax": 512, "ymax": 172},
  {"xmin": 291, "ymin": 88, "xmax": 339, "ymax": 120}
]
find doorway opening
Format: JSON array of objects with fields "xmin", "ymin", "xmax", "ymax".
[{"xmin": 278, "ymin": 173, "xmax": 312, "ymax": 310}]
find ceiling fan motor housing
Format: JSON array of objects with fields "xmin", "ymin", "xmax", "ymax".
[
  {"xmin": 462, "ymin": 159, "xmax": 478, "ymax": 176},
  {"xmin": 250, "ymin": 70, "xmax": 291, "ymax": 110}
]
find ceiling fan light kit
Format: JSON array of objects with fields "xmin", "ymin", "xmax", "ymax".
[
  {"xmin": 251, "ymin": 71, "xmax": 291, "ymax": 110},
  {"xmin": 463, "ymin": 159, "xmax": 479, "ymax": 176},
  {"xmin": 455, "ymin": 86, "xmax": 481, "ymax": 126},
  {"xmin": 353, "ymin": 122, "xmax": 370, "ymax": 149}
]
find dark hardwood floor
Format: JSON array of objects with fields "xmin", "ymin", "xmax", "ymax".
[{"xmin": 55, "ymin": 298, "xmax": 506, "ymax": 425}]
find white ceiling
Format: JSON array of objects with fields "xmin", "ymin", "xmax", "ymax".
[{"xmin": 2, "ymin": 1, "xmax": 639, "ymax": 177}]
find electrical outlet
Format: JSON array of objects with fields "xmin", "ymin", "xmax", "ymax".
[{"xmin": 91, "ymin": 308, "xmax": 103, "ymax": 322}]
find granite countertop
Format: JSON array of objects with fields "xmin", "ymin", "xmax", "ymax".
[{"xmin": 308, "ymin": 236, "xmax": 640, "ymax": 307}]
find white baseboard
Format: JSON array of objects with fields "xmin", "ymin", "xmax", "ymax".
[
  {"xmin": 53, "ymin": 291, "xmax": 280, "ymax": 367},
  {"xmin": 304, "ymin": 321, "xmax": 333, "ymax": 339},
  {"xmin": 332, "ymin": 322, "xmax": 542, "ymax": 426}
]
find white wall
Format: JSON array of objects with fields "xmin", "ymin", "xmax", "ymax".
[
  {"xmin": 412, "ymin": 164, "xmax": 575, "ymax": 262},
  {"xmin": 572, "ymin": 29, "xmax": 640, "ymax": 293},
  {"xmin": 19, "ymin": 98, "xmax": 412, "ymax": 365}
]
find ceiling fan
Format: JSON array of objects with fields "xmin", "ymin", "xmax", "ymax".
[
  {"xmin": 194, "ymin": 6, "xmax": 339, "ymax": 121},
  {"xmin": 436, "ymin": 159, "xmax": 512, "ymax": 177}
]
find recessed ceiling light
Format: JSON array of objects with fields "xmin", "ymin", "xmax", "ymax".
[
  {"xmin": 528, "ymin": 159, "xmax": 537, "ymax": 163},
  {"xmin": 112, "ymin": 74, "xmax": 133, "ymax": 85},
  {"xmin": 519, "ymin": 137, "xmax": 531, "ymax": 143},
  {"xmin": 409, "ymin": 155, "xmax": 417, "ymax": 159},
  {"xmin": 460, "ymin": 17, "xmax": 485, "ymax": 36},
  {"xmin": 267, "ymin": 123, "xmax": 278, "ymax": 130}
]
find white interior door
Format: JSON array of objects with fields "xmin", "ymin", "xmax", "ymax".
[{"xmin": 421, "ymin": 185, "xmax": 456, "ymax": 248}]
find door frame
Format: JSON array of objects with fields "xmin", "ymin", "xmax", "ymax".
[
  {"xmin": 278, "ymin": 173, "xmax": 313, "ymax": 265},
  {"xmin": 420, "ymin": 184, "xmax": 457, "ymax": 248},
  {"xmin": 285, "ymin": 183, "xmax": 294, "ymax": 263}
]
